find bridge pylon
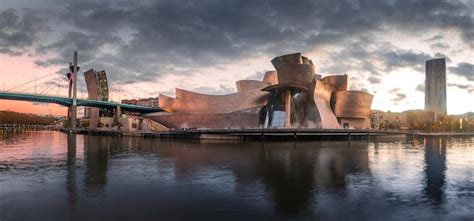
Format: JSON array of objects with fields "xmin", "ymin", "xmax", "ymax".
[{"xmin": 67, "ymin": 51, "xmax": 79, "ymax": 129}]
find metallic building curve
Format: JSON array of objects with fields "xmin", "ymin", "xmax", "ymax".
[
  {"xmin": 312, "ymin": 81, "xmax": 340, "ymax": 128},
  {"xmin": 320, "ymin": 75, "xmax": 348, "ymax": 92},
  {"xmin": 263, "ymin": 71, "xmax": 278, "ymax": 85},
  {"xmin": 271, "ymin": 53, "xmax": 315, "ymax": 87},
  {"xmin": 236, "ymin": 80, "xmax": 270, "ymax": 93},
  {"xmin": 146, "ymin": 52, "xmax": 374, "ymax": 129},
  {"xmin": 159, "ymin": 88, "xmax": 269, "ymax": 114},
  {"xmin": 146, "ymin": 112, "xmax": 260, "ymax": 129},
  {"xmin": 332, "ymin": 91, "xmax": 373, "ymax": 118}
]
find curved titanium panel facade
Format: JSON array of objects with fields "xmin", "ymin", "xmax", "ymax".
[
  {"xmin": 332, "ymin": 91, "xmax": 373, "ymax": 118},
  {"xmin": 235, "ymin": 80, "xmax": 269, "ymax": 93},
  {"xmin": 149, "ymin": 52, "xmax": 374, "ymax": 130},
  {"xmin": 159, "ymin": 88, "xmax": 269, "ymax": 114},
  {"xmin": 339, "ymin": 118, "xmax": 371, "ymax": 129},
  {"xmin": 147, "ymin": 112, "xmax": 260, "ymax": 129},
  {"xmin": 263, "ymin": 71, "xmax": 278, "ymax": 85},
  {"xmin": 321, "ymin": 75, "xmax": 348, "ymax": 92},
  {"xmin": 312, "ymin": 81, "xmax": 340, "ymax": 128},
  {"xmin": 271, "ymin": 53, "xmax": 315, "ymax": 87}
]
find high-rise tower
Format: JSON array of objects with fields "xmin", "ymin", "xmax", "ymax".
[
  {"xmin": 425, "ymin": 58, "xmax": 447, "ymax": 115},
  {"xmin": 84, "ymin": 69, "xmax": 109, "ymax": 127}
]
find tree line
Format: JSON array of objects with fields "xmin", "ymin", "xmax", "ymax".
[{"xmin": 0, "ymin": 111, "xmax": 57, "ymax": 126}]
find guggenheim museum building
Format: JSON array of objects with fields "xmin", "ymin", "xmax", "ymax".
[{"xmin": 147, "ymin": 53, "xmax": 374, "ymax": 129}]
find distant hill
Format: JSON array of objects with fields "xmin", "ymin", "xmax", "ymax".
[
  {"xmin": 451, "ymin": 112, "xmax": 474, "ymax": 119},
  {"xmin": 373, "ymin": 109, "xmax": 474, "ymax": 119}
]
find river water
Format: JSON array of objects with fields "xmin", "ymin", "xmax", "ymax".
[{"xmin": 0, "ymin": 130, "xmax": 473, "ymax": 220}]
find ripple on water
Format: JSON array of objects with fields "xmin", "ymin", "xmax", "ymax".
[{"xmin": 0, "ymin": 131, "xmax": 473, "ymax": 220}]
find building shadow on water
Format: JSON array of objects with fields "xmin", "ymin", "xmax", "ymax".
[
  {"xmin": 66, "ymin": 134, "xmax": 121, "ymax": 198},
  {"xmin": 422, "ymin": 137, "xmax": 447, "ymax": 205},
  {"xmin": 66, "ymin": 133, "xmax": 78, "ymax": 205},
  {"xmin": 66, "ymin": 135, "xmax": 112, "ymax": 197},
  {"xmin": 83, "ymin": 135, "xmax": 116, "ymax": 195},
  {"xmin": 150, "ymin": 139, "xmax": 372, "ymax": 218},
  {"xmin": 255, "ymin": 142, "xmax": 316, "ymax": 216},
  {"xmin": 65, "ymin": 135, "xmax": 452, "ymax": 219}
]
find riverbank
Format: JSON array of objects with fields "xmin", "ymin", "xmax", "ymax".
[
  {"xmin": 4, "ymin": 127, "xmax": 472, "ymax": 140},
  {"xmin": 408, "ymin": 131, "xmax": 474, "ymax": 137}
]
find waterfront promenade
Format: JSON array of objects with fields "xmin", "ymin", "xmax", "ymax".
[
  {"xmin": 55, "ymin": 127, "xmax": 474, "ymax": 140},
  {"xmin": 3, "ymin": 126, "xmax": 472, "ymax": 140}
]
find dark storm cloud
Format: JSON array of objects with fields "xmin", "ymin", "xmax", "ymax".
[
  {"xmin": 388, "ymin": 88, "xmax": 401, "ymax": 94},
  {"xmin": 424, "ymin": 34, "xmax": 444, "ymax": 42},
  {"xmin": 448, "ymin": 62, "xmax": 474, "ymax": 81},
  {"xmin": 320, "ymin": 41, "xmax": 443, "ymax": 80},
  {"xmin": 380, "ymin": 49, "xmax": 432, "ymax": 72},
  {"xmin": 367, "ymin": 76, "xmax": 382, "ymax": 84},
  {"xmin": 0, "ymin": 9, "xmax": 46, "ymax": 56},
  {"xmin": 0, "ymin": 48, "xmax": 22, "ymax": 56},
  {"xmin": 448, "ymin": 83, "xmax": 474, "ymax": 93},
  {"xmin": 391, "ymin": 93, "xmax": 407, "ymax": 104},
  {"xmin": 448, "ymin": 83, "xmax": 470, "ymax": 89},
  {"xmin": 3, "ymin": 0, "xmax": 473, "ymax": 90},
  {"xmin": 321, "ymin": 41, "xmax": 383, "ymax": 76},
  {"xmin": 415, "ymin": 84, "xmax": 425, "ymax": 92},
  {"xmin": 433, "ymin": 53, "xmax": 451, "ymax": 63},
  {"xmin": 430, "ymin": 42, "xmax": 450, "ymax": 49}
]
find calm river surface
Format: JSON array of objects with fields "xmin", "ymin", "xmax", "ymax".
[{"xmin": 0, "ymin": 130, "xmax": 473, "ymax": 220}]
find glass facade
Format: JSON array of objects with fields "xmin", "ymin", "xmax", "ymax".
[{"xmin": 262, "ymin": 89, "xmax": 308, "ymax": 128}]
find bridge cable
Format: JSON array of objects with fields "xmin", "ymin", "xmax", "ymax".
[
  {"xmin": 5, "ymin": 71, "xmax": 60, "ymax": 92},
  {"xmin": 38, "ymin": 82, "xmax": 57, "ymax": 95},
  {"xmin": 15, "ymin": 76, "xmax": 62, "ymax": 94},
  {"xmin": 41, "ymin": 82, "xmax": 59, "ymax": 96},
  {"xmin": 17, "ymin": 79, "xmax": 54, "ymax": 94},
  {"xmin": 37, "ymin": 76, "xmax": 62, "ymax": 95}
]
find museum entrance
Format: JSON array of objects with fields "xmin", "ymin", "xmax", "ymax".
[{"xmin": 261, "ymin": 85, "xmax": 308, "ymax": 128}]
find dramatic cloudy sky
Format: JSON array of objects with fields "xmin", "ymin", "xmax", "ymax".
[{"xmin": 0, "ymin": 0, "xmax": 473, "ymax": 115}]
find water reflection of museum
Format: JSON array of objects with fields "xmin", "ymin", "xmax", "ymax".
[{"xmin": 69, "ymin": 135, "xmax": 447, "ymax": 215}]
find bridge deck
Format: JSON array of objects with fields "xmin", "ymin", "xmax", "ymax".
[{"xmin": 0, "ymin": 92, "xmax": 162, "ymax": 113}]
